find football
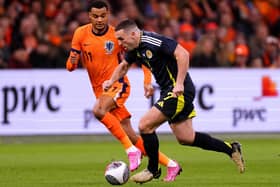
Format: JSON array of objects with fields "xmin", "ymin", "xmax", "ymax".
[{"xmin": 104, "ymin": 161, "xmax": 130, "ymax": 185}]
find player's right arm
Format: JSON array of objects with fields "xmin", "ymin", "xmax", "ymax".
[
  {"xmin": 141, "ymin": 64, "xmax": 154, "ymax": 98},
  {"xmin": 66, "ymin": 50, "xmax": 80, "ymax": 71},
  {"xmin": 103, "ymin": 60, "xmax": 130, "ymax": 91},
  {"xmin": 66, "ymin": 28, "xmax": 82, "ymax": 72}
]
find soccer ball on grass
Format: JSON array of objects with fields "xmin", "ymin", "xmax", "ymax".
[{"xmin": 104, "ymin": 161, "xmax": 130, "ymax": 185}]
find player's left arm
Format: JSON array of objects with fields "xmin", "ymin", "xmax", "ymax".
[
  {"xmin": 173, "ymin": 44, "xmax": 190, "ymax": 97},
  {"xmin": 141, "ymin": 64, "xmax": 154, "ymax": 98}
]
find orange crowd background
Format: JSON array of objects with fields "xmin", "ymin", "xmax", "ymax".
[{"xmin": 0, "ymin": 0, "xmax": 280, "ymax": 69}]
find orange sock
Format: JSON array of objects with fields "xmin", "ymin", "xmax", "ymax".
[
  {"xmin": 158, "ymin": 151, "xmax": 170, "ymax": 167},
  {"xmin": 135, "ymin": 137, "xmax": 169, "ymax": 167},
  {"xmin": 135, "ymin": 137, "xmax": 146, "ymax": 155},
  {"xmin": 101, "ymin": 112, "xmax": 133, "ymax": 149}
]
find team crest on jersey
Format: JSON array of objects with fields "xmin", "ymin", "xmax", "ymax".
[
  {"xmin": 105, "ymin": 41, "xmax": 114, "ymax": 54},
  {"xmin": 146, "ymin": 50, "xmax": 153, "ymax": 59}
]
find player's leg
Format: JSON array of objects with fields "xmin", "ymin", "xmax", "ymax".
[
  {"xmin": 111, "ymin": 109, "xmax": 139, "ymax": 145},
  {"xmin": 93, "ymin": 95, "xmax": 133, "ymax": 150},
  {"xmin": 112, "ymin": 106, "xmax": 179, "ymax": 176},
  {"xmin": 133, "ymin": 135, "xmax": 177, "ymax": 170},
  {"xmin": 130, "ymin": 106, "xmax": 167, "ymax": 183},
  {"xmin": 93, "ymin": 85, "xmax": 141, "ymax": 171},
  {"xmin": 131, "ymin": 89, "xmax": 190, "ymax": 183},
  {"xmin": 170, "ymin": 117, "xmax": 245, "ymax": 173}
]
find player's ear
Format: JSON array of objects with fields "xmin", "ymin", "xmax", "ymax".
[
  {"xmin": 88, "ymin": 12, "xmax": 92, "ymax": 19},
  {"xmin": 131, "ymin": 31, "xmax": 136, "ymax": 37}
]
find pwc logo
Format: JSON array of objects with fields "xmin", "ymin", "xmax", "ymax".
[
  {"xmin": 233, "ymin": 75, "xmax": 278, "ymax": 127},
  {"xmin": 254, "ymin": 76, "xmax": 278, "ymax": 100}
]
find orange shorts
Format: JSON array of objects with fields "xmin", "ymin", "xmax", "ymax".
[{"xmin": 103, "ymin": 77, "xmax": 131, "ymax": 121}]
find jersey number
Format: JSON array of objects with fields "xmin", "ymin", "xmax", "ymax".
[{"xmin": 84, "ymin": 51, "xmax": 93, "ymax": 62}]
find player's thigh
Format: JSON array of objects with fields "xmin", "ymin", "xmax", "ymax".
[
  {"xmin": 139, "ymin": 106, "xmax": 168, "ymax": 133},
  {"xmin": 170, "ymin": 118, "xmax": 195, "ymax": 145}
]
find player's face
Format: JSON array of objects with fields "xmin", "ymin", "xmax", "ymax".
[
  {"xmin": 115, "ymin": 29, "xmax": 138, "ymax": 51},
  {"xmin": 89, "ymin": 7, "xmax": 108, "ymax": 32}
]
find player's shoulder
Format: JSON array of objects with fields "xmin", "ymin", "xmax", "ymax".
[
  {"xmin": 107, "ymin": 25, "xmax": 116, "ymax": 34},
  {"xmin": 142, "ymin": 31, "xmax": 177, "ymax": 48},
  {"xmin": 75, "ymin": 23, "xmax": 91, "ymax": 34},
  {"xmin": 143, "ymin": 31, "xmax": 160, "ymax": 37},
  {"xmin": 141, "ymin": 31, "xmax": 164, "ymax": 47}
]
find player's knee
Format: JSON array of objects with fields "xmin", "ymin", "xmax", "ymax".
[
  {"xmin": 177, "ymin": 138, "xmax": 192, "ymax": 145},
  {"xmin": 138, "ymin": 118, "xmax": 154, "ymax": 133},
  {"xmin": 93, "ymin": 106, "xmax": 106, "ymax": 119},
  {"xmin": 176, "ymin": 134, "xmax": 194, "ymax": 145},
  {"xmin": 138, "ymin": 123, "xmax": 146, "ymax": 133}
]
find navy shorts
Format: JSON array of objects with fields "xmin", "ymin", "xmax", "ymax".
[{"xmin": 154, "ymin": 87, "xmax": 196, "ymax": 124}]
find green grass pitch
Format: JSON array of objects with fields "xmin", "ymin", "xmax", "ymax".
[{"xmin": 0, "ymin": 134, "xmax": 279, "ymax": 187}]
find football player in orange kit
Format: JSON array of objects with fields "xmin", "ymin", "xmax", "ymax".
[{"xmin": 66, "ymin": 0, "xmax": 181, "ymax": 181}]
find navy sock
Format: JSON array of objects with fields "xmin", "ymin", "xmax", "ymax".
[
  {"xmin": 141, "ymin": 132, "xmax": 159, "ymax": 174},
  {"xmin": 192, "ymin": 132, "xmax": 232, "ymax": 157}
]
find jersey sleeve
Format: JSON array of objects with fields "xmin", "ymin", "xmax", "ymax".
[
  {"xmin": 66, "ymin": 28, "xmax": 82, "ymax": 71},
  {"xmin": 71, "ymin": 28, "xmax": 83, "ymax": 52}
]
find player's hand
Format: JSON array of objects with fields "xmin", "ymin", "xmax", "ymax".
[
  {"xmin": 66, "ymin": 51, "xmax": 79, "ymax": 72},
  {"xmin": 66, "ymin": 61, "xmax": 77, "ymax": 72},
  {"xmin": 172, "ymin": 84, "xmax": 184, "ymax": 97},
  {"xmin": 144, "ymin": 84, "xmax": 154, "ymax": 98},
  {"xmin": 103, "ymin": 80, "xmax": 113, "ymax": 91},
  {"xmin": 70, "ymin": 51, "xmax": 79, "ymax": 64}
]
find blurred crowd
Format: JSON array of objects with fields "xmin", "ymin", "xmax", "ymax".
[{"xmin": 1, "ymin": 0, "xmax": 280, "ymax": 69}]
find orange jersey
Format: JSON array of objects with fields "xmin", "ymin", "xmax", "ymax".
[
  {"xmin": 67, "ymin": 24, "xmax": 128, "ymax": 97},
  {"xmin": 66, "ymin": 24, "xmax": 152, "ymax": 99}
]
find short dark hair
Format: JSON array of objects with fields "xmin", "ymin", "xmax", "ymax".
[
  {"xmin": 115, "ymin": 19, "xmax": 138, "ymax": 31},
  {"xmin": 87, "ymin": 0, "xmax": 109, "ymax": 12}
]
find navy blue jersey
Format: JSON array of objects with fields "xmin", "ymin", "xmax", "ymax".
[{"xmin": 125, "ymin": 31, "xmax": 195, "ymax": 95}]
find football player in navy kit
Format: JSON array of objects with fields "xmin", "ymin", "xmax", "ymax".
[{"xmin": 103, "ymin": 19, "xmax": 245, "ymax": 183}]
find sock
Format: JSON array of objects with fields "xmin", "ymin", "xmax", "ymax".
[
  {"xmin": 134, "ymin": 137, "xmax": 146, "ymax": 155},
  {"xmin": 135, "ymin": 137, "xmax": 170, "ymax": 167},
  {"xmin": 125, "ymin": 146, "xmax": 138, "ymax": 153},
  {"xmin": 167, "ymin": 160, "xmax": 177, "ymax": 167},
  {"xmin": 141, "ymin": 132, "xmax": 159, "ymax": 174},
  {"xmin": 192, "ymin": 132, "xmax": 232, "ymax": 157},
  {"xmin": 101, "ymin": 112, "xmax": 133, "ymax": 149},
  {"xmin": 158, "ymin": 152, "xmax": 170, "ymax": 167}
]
